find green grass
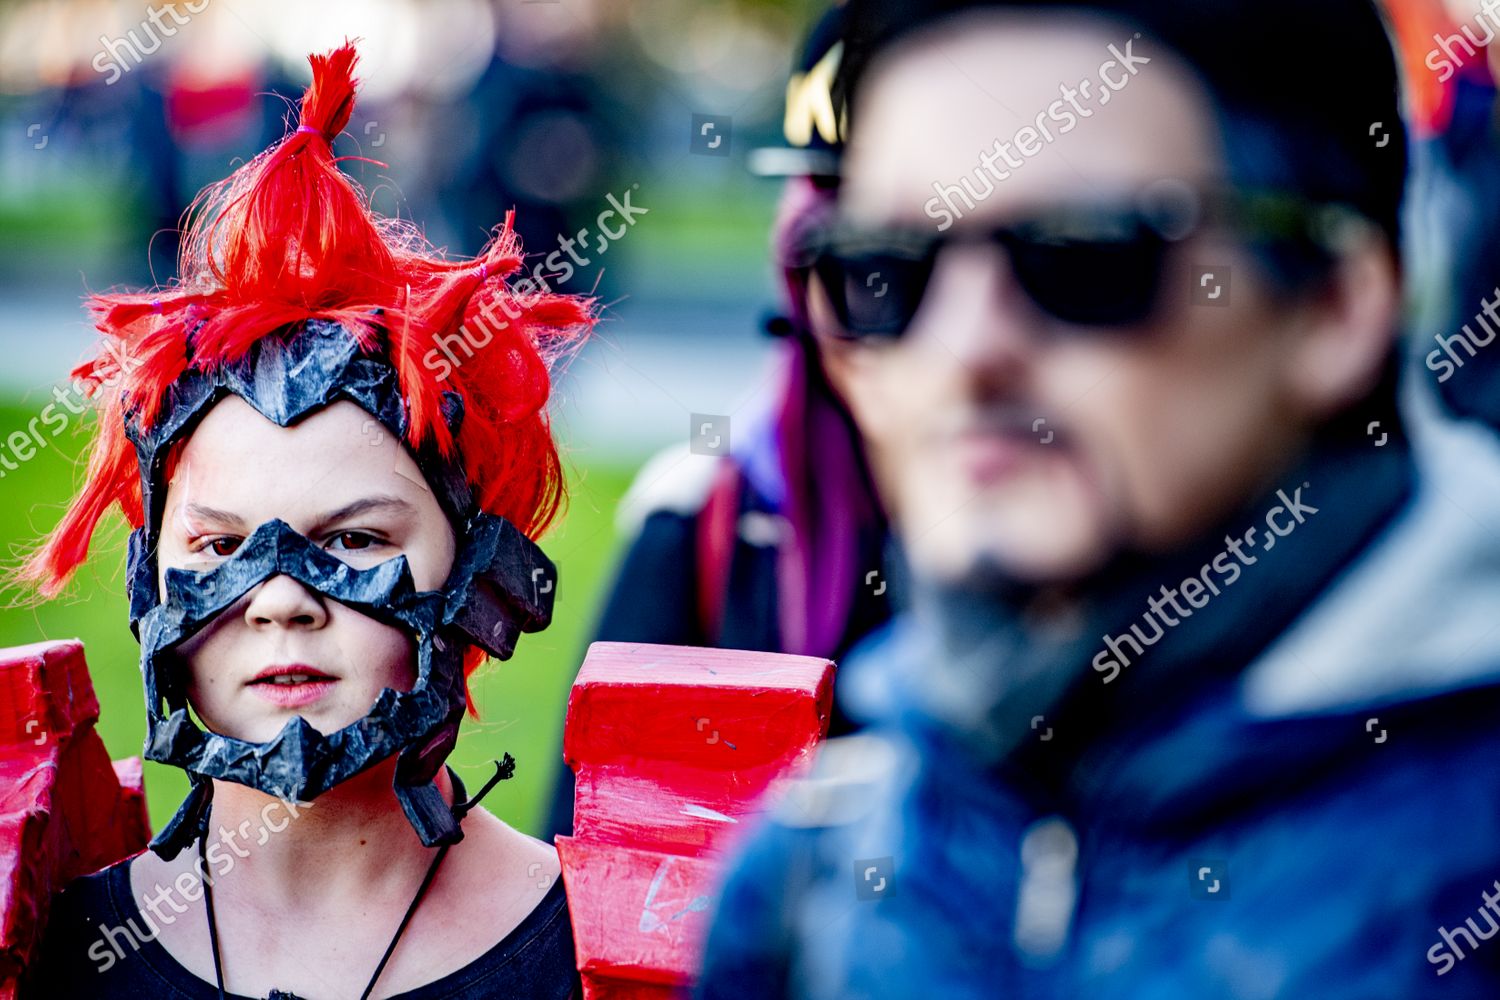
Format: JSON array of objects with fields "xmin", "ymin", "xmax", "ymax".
[{"xmin": 0, "ymin": 395, "xmax": 637, "ymax": 838}]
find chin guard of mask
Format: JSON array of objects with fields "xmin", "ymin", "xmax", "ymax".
[{"xmin": 122, "ymin": 319, "xmax": 555, "ymax": 859}]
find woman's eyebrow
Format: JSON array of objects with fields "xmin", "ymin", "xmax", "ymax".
[
  {"xmin": 177, "ymin": 496, "xmax": 417, "ymax": 535},
  {"xmin": 312, "ymin": 495, "xmax": 418, "ymax": 532},
  {"xmin": 181, "ymin": 502, "xmax": 246, "ymax": 531}
]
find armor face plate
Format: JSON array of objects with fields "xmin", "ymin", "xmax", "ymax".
[{"xmin": 124, "ymin": 320, "xmax": 554, "ymax": 857}]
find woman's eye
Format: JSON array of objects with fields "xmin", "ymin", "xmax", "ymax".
[
  {"xmin": 207, "ymin": 537, "xmax": 242, "ymax": 557},
  {"xmin": 329, "ymin": 531, "xmax": 380, "ymax": 552}
]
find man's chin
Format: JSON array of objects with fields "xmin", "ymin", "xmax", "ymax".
[
  {"xmin": 914, "ymin": 520, "xmax": 1114, "ymax": 591},
  {"xmin": 903, "ymin": 454, "xmax": 1115, "ymax": 577}
]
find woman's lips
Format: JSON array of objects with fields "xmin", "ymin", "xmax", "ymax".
[
  {"xmin": 248, "ymin": 667, "xmax": 337, "ymax": 709},
  {"xmin": 249, "ymin": 678, "xmax": 337, "ymax": 709}
]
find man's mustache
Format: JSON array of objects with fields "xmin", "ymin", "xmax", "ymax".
[{"xmin": 934, "ymin": 403, "xmax": 1069, "ymax": 444}]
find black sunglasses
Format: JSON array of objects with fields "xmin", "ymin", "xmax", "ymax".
[{"xmin": 785, "ymin": 186, "xmax": 1366, "ymax": 341}]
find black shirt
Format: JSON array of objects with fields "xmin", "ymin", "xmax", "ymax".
[{"xmin": 25, "ymin": 857, "xmax": 580, "ymax": 999}]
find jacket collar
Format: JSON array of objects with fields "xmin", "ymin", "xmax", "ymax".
[{"xmin": 1240, "ymin": 412, "xmax": 1500, "ymax": 717}]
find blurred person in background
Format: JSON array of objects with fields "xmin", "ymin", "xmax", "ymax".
[
  {"xmin": 699, "ymin": 0, "xmax": 1500, "ymax": 995},
  {"xmin": 545, "ymin": 6, "xmax": 896, "ymax": 839},
  {"xmin": 1386, "ymin": 0, "xmax": 1500, "ymax": 428},
  {"xmin": 140, "ymin": 45, "xmax": 298, "ymax": 283},
  {"xmin": 428, "ymin": 0, "xmax": 626, "ymax": 303}
]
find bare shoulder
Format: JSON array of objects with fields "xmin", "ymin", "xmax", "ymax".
[
  {"xmin": 127, "ymin": 845, "xmax": 199, "ymax": 908},
  {"xmin": 376, "ymin": 808, "xmax": 570, "ymax": 991},
  {"xmin": 431, "ymin": 807, "xmax": 561, "ymax": 934},
  {"xmin": 125, "ymin": 845, "xmax": 216, "ymax": 978},
  {"xmin": 128, "ymin": 843, "xmax": 173, "ymax": 886}
]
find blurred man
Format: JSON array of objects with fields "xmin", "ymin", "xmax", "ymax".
[{"xmin": 698, "ymin": 0, "xmax": 1500, "ymax": 996}]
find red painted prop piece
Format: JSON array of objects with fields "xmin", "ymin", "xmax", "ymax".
[
  {"xmin": 558, "ymin": 642, "xmax": 836, "ymax": 998},
  {"xmin": 0, "ymin": 641, "xmax": 151, "ymax": 999}
]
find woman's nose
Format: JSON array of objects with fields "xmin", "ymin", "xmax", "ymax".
[{"xmin": 243, "ymin": 574, "xmax": 329, "ymax": 631}]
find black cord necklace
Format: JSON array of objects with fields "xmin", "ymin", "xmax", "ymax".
[{"xmin": 198, "ymin": 760, "xmax": 513, "ymax": 1000}]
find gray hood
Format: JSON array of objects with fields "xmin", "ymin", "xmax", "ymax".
[{"xmin": 1241, "ymin": 409, "xmax": 1500, "ymax": 717}]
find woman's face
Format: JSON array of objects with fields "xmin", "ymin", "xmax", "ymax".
[{"xmin": 156, "ymin": 397, "xmax": 457, "ymax": 743}]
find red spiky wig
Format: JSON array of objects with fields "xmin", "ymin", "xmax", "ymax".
[{"xmin": 22, "ymin": 43, "xmax": 594, "ymax": 650}]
